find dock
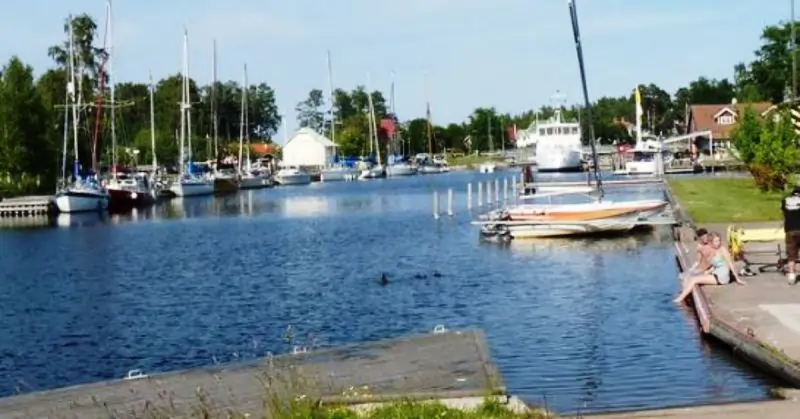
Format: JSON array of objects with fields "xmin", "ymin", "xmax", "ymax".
[
  {"xmin": 0, "ymin": 196, "xmax": 54, "ymax": 217},
  {"xmin": 521, "ymin": 177, "xmax": 665, "ymax": 191},
  {"xmin": 0, "ymin": 328, "xmax": 512, "ymax": 418}
]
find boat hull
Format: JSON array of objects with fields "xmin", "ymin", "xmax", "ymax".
[
  {"xmin": 213, "ymin": 177, "xmax": 240, "ymax": 193},
  {"xmin": 483, "ymin": 221, "xmax": 638, "ymax": 239},
  {"xmin": 321, "ymin": 168, "xmax": 359, "ymax": 181},
  {"xmin": 505, "ymin": 200, "xmax": 669, "ymax": 221},
  {"xmin": 107, "ymin": 187, "xmax": 155, "ymax": 211},
  {"xmin": 386, "ymin": 164, "xmax": 417, "ymax": 177},
  {"xmin": 359, "ymin": 166, "xmax": 386, "ymax": 179},
  {"xmin": 170, "ymin": 181, "xmax": 215, "ymax": 197},
  {"xmin": 55, "ymin": 191, "xmax": 110, "ymax": 213},
  {"xmin": 276, "ymin": 173, "xmax": 311, "ymax": 185},
  {"xmin": 536, "ymin": 148, "xmax": 583, "ymax": 172},
  {"xmin": 239, "ymin": 176, "xmax": 271, "ymax": 189}
]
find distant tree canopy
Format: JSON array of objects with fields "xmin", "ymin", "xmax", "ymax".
[{"xmin": 0, "ymin": 14, "xmax": 796, "ymax": 196}]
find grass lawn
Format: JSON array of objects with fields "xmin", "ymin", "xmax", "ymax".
[
  {"xmin": 448, "ymin": 154, "xmax": 505, "ymax": 168},
  {"xmin": 668, "ymin": 177, "xmax": 784, "ymax": 223}
]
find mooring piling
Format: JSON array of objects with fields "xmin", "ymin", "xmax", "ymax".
[
  {"xmin": 433, "ymin": 191, "xmax": 440, "ymax": 219},
  {"xmin": 447, "ymin": 188, "xmax": 454, "ymax": 216},
  {"xmin": 467, "ymin": 183, "xmax": 473, "ymax": 210}
]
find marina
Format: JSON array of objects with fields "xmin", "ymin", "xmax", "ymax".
[{"xmin": 0, "ymin": 172, "xmax": 780, "ymax": 415}]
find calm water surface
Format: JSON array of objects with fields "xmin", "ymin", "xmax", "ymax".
[{"xmin": 0, "ymin": 171, "xmax": 777, "ymax": 413}]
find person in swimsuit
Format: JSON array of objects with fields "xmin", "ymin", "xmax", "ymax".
[
  {"xmin": 683, "ymin": 228, "xmax": 712, "ymax": 278},
  {"xmin": 674, "ymin": 232, "xmax": 745, "ymax": 304}
]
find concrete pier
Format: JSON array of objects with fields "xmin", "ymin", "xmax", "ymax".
[{"xmin": 0, "ymin": 329, "xmax": 510, "ymax": 418}]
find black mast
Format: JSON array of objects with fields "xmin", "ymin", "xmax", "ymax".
[{"xmin": 568, "ymin": 0, "xmax": 603, "ymax": 196}]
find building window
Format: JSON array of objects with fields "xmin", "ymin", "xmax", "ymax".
[{"xmin": 718, "ymin": 115, "xmax": 734, "ymax": 125}]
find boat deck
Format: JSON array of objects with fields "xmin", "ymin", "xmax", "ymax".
[{"xmin": 0, "ymin": 329, "xmax": 505, "ymax": 418}]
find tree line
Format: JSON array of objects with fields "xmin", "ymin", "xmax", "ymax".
[
  {"xmin": 295, "ymin": 21, "xmax": 797, "ymax": 157},
  {"xmin": 0, "ymin": 14, "xmax": 796, "ymax": 196}
]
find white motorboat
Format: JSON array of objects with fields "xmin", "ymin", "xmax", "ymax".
[
  {"xmin": 386, "ymin": 162, "xmax": 417, "ymax": 177},
  {"xmin": 359, "ymin": 164, "xmax": 385, "ymax": 179},
  {"xmin": 170, "ymin": 174, "xmax": 215, "ymax": 196},
  {"xmin": 321, "ymin": 165, "xmax": 359, "ymax": 181},
  {"xmin": 240, "ymin": 170, "xmax": 271, "ymax": 189},
  {"xmin": 275, "ymin": 167, "xmax": 311, "ymax": 185},
  {"xmin": 515, "ymin": 92, "xmax": 583, "ymax": 172}
]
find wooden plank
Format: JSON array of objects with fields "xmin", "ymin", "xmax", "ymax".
[{"xmin": 0, "ymin": 329, "xmax": 505, "ymax": 418}]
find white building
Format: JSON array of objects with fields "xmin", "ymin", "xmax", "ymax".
[{"xmin": 280, "ymin": 128, "xmax": 335, "ymax": 168}]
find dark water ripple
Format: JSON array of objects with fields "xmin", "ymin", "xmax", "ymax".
[{"xmin": 0, "ymin": 171, "xmax": 777, "ymax": 413}]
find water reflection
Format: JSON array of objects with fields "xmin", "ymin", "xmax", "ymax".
[
  {"xmin": 282, "ymin": 195, "xmax": 331, "ymax": 217},
  {"xmin": 56, "ymin": 212, "xmax": 107, "ymax": 228}
]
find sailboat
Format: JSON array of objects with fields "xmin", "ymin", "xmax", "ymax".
[
  {"xmin": 473, "ymin": 0, "xmax": 669, "ymax": 240},
  {"xmin": 320, "ymin": 51, "xmax": 359, "ymax": 182},
  {"xmin": 359, "ymin": 73, "xmax": 386, "ymax": 179},
  {"xmin": 417, "ymin": 74, "xmax": 445, "ymax": 175},
  {"xmin": 55, "ymin": 15, "xmax": 110, "ymax": 214},
  {"xmin": 105, "ymin": 1, "xmax": 156, "ymax": 211},
  {"xmin": 238, "ymin": 65, "xmax": 271, "ymax": 189},
  {"xmin": 385, "ymin": 71, "xmax": 417, "ymax": 177},
  {"xmin": 169, "ymin": 29, "xmax": 214, "ymax": 197},
  {"xmin": 209, "ymin": 41, "xmax": 240, "ymax": 194}
]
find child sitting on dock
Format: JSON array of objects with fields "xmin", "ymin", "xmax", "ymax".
[
  {"xmin": 682, "ymin": 228, "xmax": 712, "ymax": 278},
  {"xmin": 674, "ymin": 232, "xmax": 745, "ymax": 304}
]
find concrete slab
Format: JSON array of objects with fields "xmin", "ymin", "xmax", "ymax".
[{"xmin": 583, "ymin": 400, "xmax": 798, "ymax": 419}]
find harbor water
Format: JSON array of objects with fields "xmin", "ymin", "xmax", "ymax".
[{"xmin": 0, "ymin": 171, "xmax": 777, "ymax": 413}]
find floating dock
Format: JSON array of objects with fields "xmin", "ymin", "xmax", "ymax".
[
  {"xmin": 521, "ymin": 177, "xmax": 665, "ymax": 191},
  {"xmin": 0, "ymin": 196, "xmax": 54, "ymax": 217},
  {"xmin": 0, "ymin": 328, "xmax": 513, "ymax": 418}
]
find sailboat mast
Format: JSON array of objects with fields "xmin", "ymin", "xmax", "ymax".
[
  {"xmin": 212, "ymin": 40, "xmax": 218, "ymax": 162},
  {"xmin": 108, "ymin": 0, "xmax": 118, "ymax": 179},
  {"xmin": 389, "ymin": 71, "xmax": 395, "ymax": 158},
  {"xmin": 67, "ymin": 16, "xmax": 80, "ymax": 179},
  {"xmin": 326, "ymin": 50, "xmax": 335, "ymax": 145},
  {"xmin": 424, "ymin": 72, "xmax": 432, "ymax": 156},
  {"xmin": 244, "ymin": 64, "xmax": 250, "ymax": 167},
  {"xmin": 178, "ymin": 29, "xmax": 187, "ymax": 176},
  {"xmin": 366, "ymin": 73, "xmax": 374, "ymax": 156},
  {"xmin": 186, "ymin": 35, "xmax": 193, "ymax": 164},
  {"xmin": 567, "ymin": 0, "xmax": 602, "ymax": 194},
  {"xmin": 149, "ymin": 72, "xmax": 157, "ymax": 170},
  {"xmin": 238, "ymin": 64, "xmax": 245, "ymax": 173}
]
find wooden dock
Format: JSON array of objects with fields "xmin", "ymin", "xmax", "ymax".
[
  {"xmin": 0, "ymin": 196, "xmax": 53, "ymax": 217},
  {"xmin": 0, "ymin": 329, "xmax": 508, "ymax": 418}
]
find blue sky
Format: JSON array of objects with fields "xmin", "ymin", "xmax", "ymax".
[{"xmin": 0, "ymin": 0, "xmax": 788, "ymax": 142}]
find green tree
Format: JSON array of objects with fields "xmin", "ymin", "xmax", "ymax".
[
  {"xmin": 296, "ymin": 88, "xmax": 326, "ymax": 132},
  {"xmin": 736, "ymin": 22, "xmax": 794, "ymax": 103},
  {"xmin": 0, "ymin": 57, "xmax": 52, "ymax": 194}
]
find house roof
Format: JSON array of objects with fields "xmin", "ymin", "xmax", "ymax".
[
  {"xmin": 687, "ymin": 102, "xmax": 772, "ymax": 139},
  {"xmin": 286, "ymin": 127, "xmax": 335, "ymax": 147}
]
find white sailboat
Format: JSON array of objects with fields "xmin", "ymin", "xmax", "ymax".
[
  {"xmin": 170, "ymin": 29, "xmax": 214, "ymax": 197},
  {"xmin": 474, "ymin": 1, "xmax": 669, "ymax": 240},
  {"xmin": 55, "ymin": 15, "xmax": 110, "ymax": 213},
  {"xmin": 359, "ymin": 73, "xmax": 386, "ymax": 179},
  {"xmin": 238, "ymin": 64, "xmax": 271, "ymax": 189},
  {"xmin": 320, "ymin": 51, "xmax": 358, "ymax": 182},
  {"xmin": 385, "ymin": 71, "xmax": 417, "ymax": 177}
]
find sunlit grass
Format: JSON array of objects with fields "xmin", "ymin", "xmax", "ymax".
[{"xmin": 668, "ymin": 177, "xmax": 783, "ymax": 223}]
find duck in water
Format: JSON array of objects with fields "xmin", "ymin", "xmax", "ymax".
[{"xmin": 380, "ymin": 273, "xmax": 390, "ymax": 286}]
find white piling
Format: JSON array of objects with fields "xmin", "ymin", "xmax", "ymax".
[
  {"xmin": 467, "ymin": 183, "xmax": 473, "ymax": 210},
  {"xmin": 447, "ymin": 188, "xmax": 454, "ymax": 216},
  {"xmin": 512, "ymin": 178, "xmax": 517, "ymax": 202},
  {"xmin": 433, "ymin": 191, "xmax": 440, "ymax": 219},
  {"xmin": 486, "ymin": 181, "xmax": 492, "ymax": 205},
  {"xmin": 503, "ymin": 178, "xmax": 508, "ymax": 201},
  {"xmin": 494, "ymin": 179, "xmax": 500, "ymax": 204},
  {"xmin": 477, "ymin": 182, "xmax": 483, "ymax": 206}
]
